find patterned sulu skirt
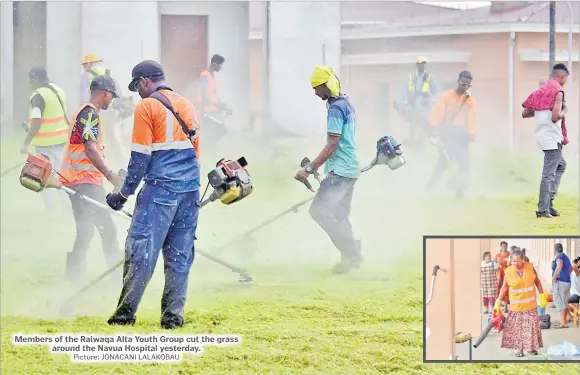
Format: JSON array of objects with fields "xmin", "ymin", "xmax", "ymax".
[{"xmin": 501, "ymin": 309, "xmax": 543, "ymax": 351}]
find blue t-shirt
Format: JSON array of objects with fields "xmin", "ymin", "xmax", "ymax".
[
  {"xmin": 324, "ymin": 95, "xmax": 360, "ymax": 179},
  {"xmin": 552, "ymin": 253, "xmax": 572, "ymax": 283}
]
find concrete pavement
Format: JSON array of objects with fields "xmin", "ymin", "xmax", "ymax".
[{"xmin": 455, "ymin": 305, "xmax": 580, "ymax": 361}]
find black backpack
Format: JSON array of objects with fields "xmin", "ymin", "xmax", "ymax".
[{"xmin": 539, "ymin": 314, "xmax": 551, "ymax": 329}]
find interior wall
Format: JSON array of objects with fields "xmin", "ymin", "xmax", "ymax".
[
  {"xmin": 453, "ymin": 238, "xmax": 483, "ymax": 341},
  {"xmin": 425, "ymin": 238, "xmax": 454, "ymax": 361}
]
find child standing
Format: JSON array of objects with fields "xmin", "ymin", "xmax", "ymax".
[{"xmin": 481, "ymin": 251, "xmax": 497, "ymax": 314}]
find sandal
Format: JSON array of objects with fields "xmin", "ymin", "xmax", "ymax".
[
  {"xmin": 554, "ymin": 324, "xmax": 569, "ymax": 329},
  {"xmin": 528, "ymin": 350, "xmax": 538, "ymax": 355},
  {"xmin": 515, "ymin": 352, "xmax": 524, "ymax": 357}
]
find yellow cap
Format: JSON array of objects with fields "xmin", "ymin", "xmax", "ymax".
[
  {"xmin": 81, "ymin": 53, "xmax": 103, "ymax": 65},
  {"xmin": 416, "ymin": 56, "xmax": 428, "ymax": 64}
]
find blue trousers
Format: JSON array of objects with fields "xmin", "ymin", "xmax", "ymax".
[{"xmin": 110, "ymin": 184, "xmax": 200, "ymax": 327}]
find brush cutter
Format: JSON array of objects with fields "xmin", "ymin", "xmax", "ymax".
[
  {"xmin": 210, "ymin": 158, "xmax": 323, "ymax": 257},
  {"xmin": 18, "ymin": 155, "xmax": 254, "ymax": 310},
  {"xmin": 211, "ymin": 136, "xmax": 407, "ymax": 257}
]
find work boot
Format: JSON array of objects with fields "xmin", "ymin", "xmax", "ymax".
[
  {"xmin": 536, "ymin": 211, "xmax": 554, "ymax": 219},
  {"xmin": 161, "ymin": 315, "xmax": 184, "ymax": 330},
  {"xmin": 549, "ymin": 202, "xmax": 560, "ymax": 217},
  {"xmin": 332, "ymin": 256, "xmax": 363, "ymax": 274},
  {"xmin": 107, "ymin": 315, "xmax": 136, "ymax": 326}
]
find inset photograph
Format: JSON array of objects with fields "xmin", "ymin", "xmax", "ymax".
[{"xmin": 424, "ymin": 236, "xmax": 580, "ymax": 362}]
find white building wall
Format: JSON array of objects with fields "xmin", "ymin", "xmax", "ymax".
[
  {"xmin": 1, "ymin": 2, "xmax": 15, "ymax": 135},
  {"xmin": 160, "ymin": 1, "xmax": 250, "ymax": 131},
  {"xmin": 268, "ymin": 1, "xmax": 341, "ymax": 136},
  {"xmin": 44, "ymin": 1, "xmax": 248, "ymax": 130}
]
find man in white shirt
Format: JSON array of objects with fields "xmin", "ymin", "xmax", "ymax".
[{"xmin": 522, "ymin": 64, "xmax": 569, "ymax": 218}]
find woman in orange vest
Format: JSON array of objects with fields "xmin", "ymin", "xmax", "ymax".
[{"xmin": 495, "ymin": 249, "xmax": 548, "ymax": 358}]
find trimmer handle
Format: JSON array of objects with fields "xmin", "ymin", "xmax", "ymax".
[{"xmin": 301, "ymin": 157, "xmax": 322, "ymax": 184}]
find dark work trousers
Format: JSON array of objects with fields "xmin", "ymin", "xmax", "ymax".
[
  {"xmin": 67, "ymin": 183, "xmax": 122, "ymax": 284},
  {"xmin": 428, "ymin": 125, "xmax": 470, "ymax": 192},
  {"xmin": 201, "ymin": 112, "xmax": 227, "ymax": 148},
  {"xmin": 109, "ymin": 185, "xmax": 200, "ymax": 328},
  {"xmin": 538, "ymin": 144, "xmax": 566, "ymax": 213},
  {"xmin": 309, "ymin": 172, "xmax": 361, "ymax": 261}
]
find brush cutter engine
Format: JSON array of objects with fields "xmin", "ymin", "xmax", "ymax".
[
  {"xmin": 361, "ymin": 135, "xmax": 406, "ymax": 172},
  {"xmin": 19, "ymin": 154, "xmax": 54, "ymax": 192},
  {"xmin": 207, "ymin": 157, "xmax": 253, "ymax": 205}
]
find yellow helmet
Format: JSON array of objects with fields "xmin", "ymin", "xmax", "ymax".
[
  {"xmin": 81, "ymin": 53, "xmax": 103, "ymax": 65},
  {"xmin": 416, "ymin": 56, "xmax": 428, "ymax": 64}
]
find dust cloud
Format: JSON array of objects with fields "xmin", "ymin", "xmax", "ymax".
[{"xmin": 1, "ymin": 1, "xmax": 578, "ymax": 320}]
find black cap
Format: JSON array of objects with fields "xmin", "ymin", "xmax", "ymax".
[
  {"xmin": 29, "ymin": 66, "xmax": 48, "ymax": 82},
  {"xmin": 128, "ymin": 60, "xmax": 165, "ymax": 92},
  {"xmin": 458, "ymin": 71, "xmax": 473, "ymax": 80},
  {"xmin": 90, "ymin": 75, "xmax": 118, "ymax": 98}
]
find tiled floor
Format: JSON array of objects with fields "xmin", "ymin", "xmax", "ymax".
[{"xmin": 455, "ymin": 305, "xmax": 580, "ymax": 361}]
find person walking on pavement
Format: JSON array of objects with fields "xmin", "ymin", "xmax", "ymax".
[
  {"xmin": 79, "ymin": 53, "xmax": 129, "ymax": 166},
  {"xmin": 106, "ymin": 60, "xmax": 202, "ymax": 329},
  {"xmin": 521, "ymin": 63, "xmax": 569, "ymax": 218},
  {"xmin": 196, "ymin": 54, "xmax": 232, "ymax": 148},
  {"xmin": 427, "ymin": 71, "xmax": 479, "ymax": 198},
  {"xmin": 395, "ymin": 56, "xmax": 439, "ymax": 150},
  {"xmin": 295, "ymin": 65, "xmax": 362, "ymax": 274},
  {"xmin": 22, "ymin": 67, "xmax": 70, "ymax": 212},
  {"xmin": 58, "ymin": 75, "xmax": 125, "ymax": 285}
]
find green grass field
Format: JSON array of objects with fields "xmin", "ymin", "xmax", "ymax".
[{"xmin": 1, "ymin": 133, "xmax": 579, "ymax": 375}]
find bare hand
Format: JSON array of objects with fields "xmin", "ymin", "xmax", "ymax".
[
  {"xmin": 106, "ymin": 171, "xmax": 125, "ymax": 188},
  {"xmin": 563, "ymin": 136, "xmax": 569, "ymax": 146},
  {"xmin": 294, "ymin": 168, "xmax": 309, "ymax": 182}
]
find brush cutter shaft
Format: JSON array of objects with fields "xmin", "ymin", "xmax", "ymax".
[{"xmin": 60, "ymin": 185, "xmax": 129, "ymax": 221}]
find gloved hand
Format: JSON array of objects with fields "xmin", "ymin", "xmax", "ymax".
[
  {"xmin": 106, "ymin": 192, "xmax": 128, "ymax": 211},
  {"xmin": 493, "ymin": 298, "xmax": 502, "ymax": 314},
  {"xmin": 539, "ymin": 293, "xmax": 547, "ymax": 309}
]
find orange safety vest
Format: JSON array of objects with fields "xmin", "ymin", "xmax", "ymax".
[
  {"xmin": 505, "ymin": 263, "xmax": 537, "ymax": 312},
  {"xmin": 58, "ymin": 103, "xmax": 105, "ymax": 185},
  {"xmin": 196, "ymin": 69, "xmax": 219, "ymax": 112}
]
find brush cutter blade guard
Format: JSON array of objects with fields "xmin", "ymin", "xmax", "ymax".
[{"xmin": 20, "ymin": 154, "xmax": 54, "ymax": 192}]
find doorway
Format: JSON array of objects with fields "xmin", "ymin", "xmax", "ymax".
[{"xmin": 160, "ymin": 15, "xmax": 208, "ymax": 100}]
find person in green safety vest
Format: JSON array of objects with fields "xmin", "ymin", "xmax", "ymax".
[
  {"xmin": 395, "ymin": 56, "xmax": 439, "ymax": 150},
  {"xmin": 21, "ymin": 66, "xmax": 70, "ymax": 211},
  {"xmin": 79, "ymin": 53, "xmax": 129, "ymax": 166}
]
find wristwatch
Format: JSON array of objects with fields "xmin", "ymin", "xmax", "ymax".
[{"xmin": 304, "ymin": 164, "xmax": 314, "ymax": 174}]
